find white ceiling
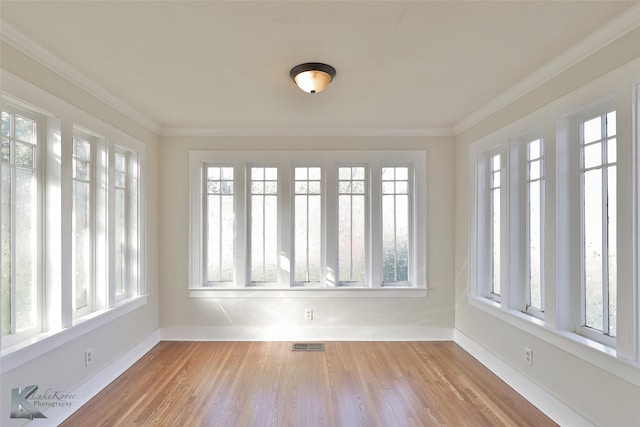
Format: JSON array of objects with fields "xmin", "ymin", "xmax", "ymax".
[{"xmin": 1, "ymin": 1, "xmax": 638, "ymax": 134}]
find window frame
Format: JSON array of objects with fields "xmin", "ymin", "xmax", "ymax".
[
  {"xmin": 71, "ymin": 128, "xmax": 103, "ymax": 318},
  {"xmin": 474, "ymin": 147, "xmax": 505, "ymax": 303},
  {"xmin": 111, "ymin": 145, "xmax": 140, "ymax": 302},
  {"xmin": 0, "ymin": 101, "xmax": 44, "ymax": 347},
  {"xmin": 524, "ymin": 137, "xmax": 545, "ymax": 318},
  {"xmin": 189, "ymin": 150, "xmax": 427, "ymax": 297},
  {"xmin": 0, "ymin": 73, "xmax": 147, "ymax": 359},
  {"xmin": 507, "ymin": 132, "xmax": 547, "ymax": 320},
  {"xmin": 291, "ymin": 164, "xmax": 325, "ymax": 287},
  {"xmin": 380, "ymin": 164, "xmax": 414, "ymax": 287},
  {"xmin": 572, "ymin": 105, "xmax": 618, "ymax": 347}
]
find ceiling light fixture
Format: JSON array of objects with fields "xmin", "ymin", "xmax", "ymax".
[{"xmin": 290, "ymin": 62, "xmax": 336, "ymax": 94}]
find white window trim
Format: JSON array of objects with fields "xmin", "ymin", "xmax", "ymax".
[
  {"xmin": 508, "ymin": 131, "xmax": 546, "ymax": 320},
  {"xmin": 189, "ymin": 150, "xmax": 427, "ymax": 298},
  {"xmin": 0, "ymin": 101, "xmax": 44, "ymax": 347},
  {"xmin": 0, "ymin": 71, "xmax": 147, "ymax": 357},
  {"xmin": 560, "ymin": 99, "xmax": 617, "ymax": 348},
  {"xmin": 468, "ymin": 58, "xmax": 640, "ymax": 380},
  {"xmin": 473, "ymin": 147, "xmax": 506, "ymax": 303}
]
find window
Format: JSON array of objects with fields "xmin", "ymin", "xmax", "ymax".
[
  {"xmin": 468, "ymin": 62, "xmax": 640, "ymax": 372},
  {"xmin": 190, "ymin": 150, "xmax": 427, "ymax": 295},
  {"xmin": 489, "ymin": 153, "xmax": 502, "ymax": 298},
  {"xmin": 472, "ymin": 102, "xmax": 623, "ymax": 347},
  {"xmin": 338, "ymin": 166, "xmax": 367, "ymax": 285},
  {"xmin": 72, "ymin": 136, "xmax": 94, "ymax": 316},
  {"xmin": 0, "ymin": 107, "xmax": 41, "ymax": 344},
  {"xmin": 250, "ymin": 166, "xmax": 279, "ymax": 283},
  {"xmin": 382, "ymin": 166, "xmax": 410, "ymax": 284},
  {"xmin": 580, "ymin": 111, "xmax": 617, "ymax": 341},
  {"xmin": 293, "ymin": 166, "xmax": 322, "ymax": 285},
  {"xmin": 0, "ymin": 87, "xmax": 145, "ymax": 352},
  {"xmin": 525, "ymin": 138, "xmax": 544, "ymax": 315},
  {"xmin": 204, "ymin": 166, "xmax": 234, "ymax": 284},
  {"xmin": 113, "ymin": 147, "xmax": 139, "ymax": 301}
]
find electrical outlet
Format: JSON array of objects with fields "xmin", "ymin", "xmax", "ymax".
[
  {"xmin": 85, "ymin": 348, "xmax": 94, "ymax": 366},
  {"xmin": 524, "ymin": 347, "xmax": 533, "ymax": 366},
  {"xmin": 304, "ymin": 308, "xmax": 313, "ymax": 320}
]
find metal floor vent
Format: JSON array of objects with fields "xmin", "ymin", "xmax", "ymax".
[{"xmin": 292, "ymin": 342, "xmax": 325, "ymax": 352}]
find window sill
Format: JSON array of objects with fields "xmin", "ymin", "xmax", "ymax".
[
  {"xmin": 189, "ymin": 287, "xmax": 428, "ymax": 298},
  {"xmin": 1, "ymin": 295, "xmax": 148, "ymax": 374},
  {"xmin": 467, "ymin": 296, "xmax": 640, "ymax": 386}
]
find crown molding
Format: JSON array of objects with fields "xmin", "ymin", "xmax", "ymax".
[
  {"xmin": 454, "ymin": 2, "xmax": 640, "ymax": 136},
  {"xmin": 160, "ymin": 126, "xmax": 454, "ymax": 137},
  {"xmin": 0, "ymin": 21, "xmax": 162, "ymax": 135}
]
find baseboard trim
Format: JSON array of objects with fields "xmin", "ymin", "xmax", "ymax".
[
  {"xmin": 159, "ymin": 326, "xmax": 454, "ymax": 342},
  {"xmin": 35, "ymin": 330, "xmax": 161, "ymax": 426},
  {"xmin": 453, "ymin": 329, "xmax": 594, "ymax": 427}
]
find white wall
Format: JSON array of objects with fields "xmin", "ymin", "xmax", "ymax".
[
  {"xmin": 455, "ymin": 28, "xmax": 640, "ymax": 426},
  {"xmin": 158, "ymin": 135, "xmax": 456, "ymax": 341},
  {"xmin": 0, "ymin": 42, "xmax": 160, "ymax": 425}
]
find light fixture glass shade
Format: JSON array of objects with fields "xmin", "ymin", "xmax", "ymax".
[{"xmin": 290, "ymin": 63, "xmax": 336, "ymax": 94}]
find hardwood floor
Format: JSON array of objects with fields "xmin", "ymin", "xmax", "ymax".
[{"xmin": 61, "ymin": 341, "xmax": 556, "ymax": 426}]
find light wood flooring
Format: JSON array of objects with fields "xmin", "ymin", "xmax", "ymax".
[{"xmin": 61, "ymin": 341, "xmax": 556, "ymax": 426}]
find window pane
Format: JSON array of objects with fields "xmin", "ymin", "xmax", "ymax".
[
  {"xmin": 583, "ymin": 116, "xmax": 601, "ymax": 144},
  {"xmin": 251, "ymin": 167, "xmax": 278, "ymax": 282},
  {"xmin": 581, "ymin": 111, "xmax": 616, "ymax": 338},
  {"xmin": 72, "ymin": 138, "xmax": 92, "ymax": 311},
  {"xmin": 206, "ymin": 166, "xmax": 234, "ymax": 283},
  {"xmin": 1, "ymin": 166, "xmax": 12, "ymax": 336},
  {"xmin": 528, "ymin": 139, "xmax": 541, "ymax": 159},
  {"xmin": 338, "ymin": 167, "xmax": 366, "ymax": 283},
  {"xmin": 607, "ymin": 166, "xmax": 616, "ymax": 337},
  {"xmin": 1, "ymin": 110, "xmax": 39, "ymax": 336},
  {"xmin": 529, "ymin": 160, "xmax": 541, "ymax": 181},
  {"xmin": 14, "ymin": 168, "xmax": 36, "ymax": 331},
  {"xmin": 492, "ymin": 187, "xmax": 500, "ymax": 295},
  {"xmin": 14, "ymin": 115, "xmax": 36, "ymax": 144},
  {"xmin": 15, "ymin": 142, "xmax": 34, "ymax": 168},
  {"xmin": 607, "ymin": 139, "xmax": 616, "ymax": 164},
  {"xmin": 526, "ymin": 139, "xmax": 544, "ymax": 312},
  {"xmin": 1, "ymin": 112, "xmax": 9, "ymax": 137},
  {"xmin": 583, "ymin": 142, "xmax": 602, "ymax": 169},
  {"xmin": 491, "ymin": 155, "xmax": 500, "ymax": 171},
  {"xmin": 74, "ymin": 138, "xmax": 91, "ymax": 161},
  {"xmin": 73, "ymin": 180, "xmax": 91, "ymax": 310},
  {"xmin": 382, "ymin": 167, "xmax": 409, "ymax": 283},
  {"xmin": 1, "ymin": 138, "xmax": 10, "ymax": 163},
  {"xmin": 583, "ymin": 169, "xmax": 603, "ymax": 331},
  {"xmin": 490, "ymin": 154, "xmax": 501, "ymax": 296},
  {"xmin": 294, "ymin": 167, "xmax": 322, "ymax": 283},
  {"xmin": 115, "ymin": 187, "xmax": 126, "ymax": 296},
  {"xmin": 606, "ymin": 111, "xmax": 616, "ymax": 137},
  {"xmin": 528, "ymin": 180, "xmax": 542, "ymax": 310}
]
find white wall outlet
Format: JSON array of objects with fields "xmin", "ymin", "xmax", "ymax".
[
  {"xmin": 524, "ymin": 347, "xmax": 533, "ymax": 366},
  {"xmin": 85, "ymin": 348, "xmax": 94, "ymax": 366},
  {"xmin": 304, "ymin": 308, "xmax": 313, "ymax": 320}
]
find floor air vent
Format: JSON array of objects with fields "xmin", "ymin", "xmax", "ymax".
[{"xmin": 292, "ymin": 343, "xmax": 325, "ymax": 352}]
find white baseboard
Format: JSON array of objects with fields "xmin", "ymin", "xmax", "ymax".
[
  {"xmin": 160, "ymin": 325, "xmax": 454, "ymax": 342},
  {"xmin": 453, "ymin": 329, "xmax": 594, "ymax": 427},
  {"xmin": 33, "ymin": 330, "xmax": 161, "ymax": 426}
]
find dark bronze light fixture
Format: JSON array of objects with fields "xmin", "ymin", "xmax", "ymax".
[{"xmin": 289, "ymin": 63, "xmax": 336, "ymax": 94}]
